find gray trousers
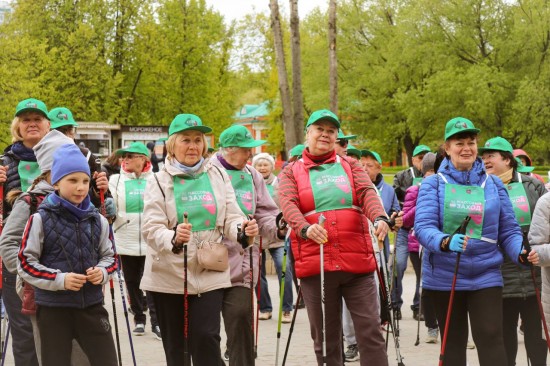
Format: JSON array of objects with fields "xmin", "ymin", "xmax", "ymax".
[
  {"xmin": 222, "ymin": 286, "xmax": 254, "ymax": 366},
  {"xmin": 301, "ymin": 271, "xmax": 388, "ymax": 366}
]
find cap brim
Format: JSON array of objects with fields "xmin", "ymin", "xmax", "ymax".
[
  {"xmin": 16, "ymin": 108, "xmax": 48, "ymax": 118},
  {"xmin": 518, "ymin": 166, "xmax": 535, "ymax": 173},
  {"xmin": 413, "ymin": 148, "xmax": 431, "ymax": 157},
  {"xmin": 445, "ymin": 128, "xmax": 480, "ymax": 140},
  {"xmin": 478, "ymin": 147, "xmax": 512, "ymax": 154},
  {"xmin": 338, "ymin": 134, "xmax": 357, "ymax": 140},
  {"xmin": 311, "ymin": 117, "xmax": 340, "ymax": 128},
  {"xmin": 238, "ymin": 140, "xmax": 267, "ymax": 148},
  {"xmin": 51, "ymin": 121, "xmax": 78, "ymax": 129},
  {"xmin": 171, "ymin": 125, "xmax": 212, "ymax": 135}
]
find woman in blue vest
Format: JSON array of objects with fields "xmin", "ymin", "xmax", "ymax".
[
  {"xmin": 414, "ymin": 118, "xmax": 527, "ymax": 365},
  {"xmin": 480, "ymin": 136, "xmax": 547, "ymax": 366}
]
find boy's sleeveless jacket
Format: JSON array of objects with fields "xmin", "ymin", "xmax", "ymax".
[{"xmin": 33, "ymin": 198, "xmax": 104, "ymax": 308}]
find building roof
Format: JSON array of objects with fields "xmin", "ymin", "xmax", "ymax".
[{"xmin": 234, "ymin": 101, "xmax": 269, "ymax": 122}]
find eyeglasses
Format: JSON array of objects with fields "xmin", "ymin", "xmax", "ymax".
[{"xmin": 337, "ymin": 139, "xmax": 349, "ymax": 147}]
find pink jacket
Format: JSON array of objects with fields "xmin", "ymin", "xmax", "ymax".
[{"xmin": 402, "ymin": 185, "xmax": 420, "ymax": 252}]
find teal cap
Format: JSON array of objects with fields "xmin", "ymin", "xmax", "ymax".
[
  {"xmin": 337, "ymin": 129, "xmax": 357, "ymax": 140},
  {"xmin": 412, "ymin": 145, "xmax": 431, "ymax": 157},
  {"xmin": 116, "ymin": 142, "xmax": 150, "ymax": 157},
  {"xmin": 15, "ymin": 98, "xmax": 48, "ymax": 118},
  {"xmin": 362, "ymin": 150, "xmax": 382, "ymax": 164},
  {"xmin": 169, "ymin": 114, "xmax": 212, "ymax": 136},
  {"xmin": 444, "ymin": 117, "xmax": 480, "ymax": 141},
  {"xmin": 515, "ymin": 157, "xmax": 535, "ymax": 173},
  {"xmin": 219, "ymin": 125, "xmax": 266, "ymax": 148},
  {"xmin": 347, "ymin": 144, "xmax": 362, "ymax": 159},
  {"xmin": 306, "ymin": 109, "xmax": 340, "ymax": 129},
  {"xmin": 48, "ymin": 107, "xmax": 78, "ymax": 129},
  {"xmin": 478, "ymin": 136, "xmax": 513, "ymax": 154},
  {"xmin": 289, "ymin": 144, "xmax": 305, "ymax": 158}
]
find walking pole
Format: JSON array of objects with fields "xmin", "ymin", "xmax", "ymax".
[
  {"xmin": 0, "ymin": 321, "xmax": 9, "ymax": 366},
  {"xmin": 183, "ymin": 213, "xmax": 190, "ymax": 366},
  {"xmin": 318, "ymin": 214, "xmax": 327, "ymax": 365},
  {"xmin": 100, "ymin": 190, "xmax": 137, "ymax": 366},
  {"xmin": 522, "ymin": 232, "xmax": 550, "ymax": 349},
  {"xmin": 250, "ymin": 242, "xmax": 255, "ymax": 362},
  {"xmin": 254, "ymin": 237, "xmax": 263, "ymax": 359},
  {"xmin": 439, "ymin": 215, "xmax": 471, "ymax": 366},
  {"xmin": 282, "ymin": 285, "xmax": 302, "ymax": 366},
  {"xmin": 415, "ymin": 248, "xmax": 423, "ymax": 346},
  {"xmin": 99, "ymin": 191, "xmax": 122, "ymax": 366},
  {"xmin": 274, "ymin": 233, "xmax": 290, "ymax": 366}
]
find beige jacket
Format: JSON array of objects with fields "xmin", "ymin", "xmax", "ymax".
[{"xmin": 140, "ymin": 158, "xmax": 246, "ymax": 295}]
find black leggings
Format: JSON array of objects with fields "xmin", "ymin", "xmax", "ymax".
[{"xmin": 426, "ymin": 287, "xmax": 507, "ymax": 366}]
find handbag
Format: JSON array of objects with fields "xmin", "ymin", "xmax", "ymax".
[{"xmin": 196, "ymin": 240, "xmax": 229, "ymax": 272}]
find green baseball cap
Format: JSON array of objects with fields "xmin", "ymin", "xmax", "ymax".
[
  {"xmin": 15, "ymin": 98, "xmax": 48, "ymax": 118},
  {"xmin": 48, "ymin": 107, "xmax": 78, "ymax": 129},
  {"xmin": 337, "ymin": 129, "xmax": 357, "ymax": 140},
  {"xmin": 362, "ymin": 150, "xmax": 382, "ymax": 164},
  {"xmin": 289, "ymin": 144, "xmax": 305, "ymax": 158},
  {"xmin": 116, "ymin": 142, "xmax": 150, "ymax": 157},
  {"xmin": 347, "ymin": 144, "xmax": 362, "ymax": 159},
  {"xmin": 412, "ymin": 145, "xmax": 431, "ymax": 157},
  {"xmin": 515, "ymin": 157, "xmax": 535, "ymax": 173},
  {"xmin": 219, "ymin": 125, "xmax": 266, "ymax": 148},
  {"xmin": 478, "ymin": 136, "xmax": 513, "ymax": 154},
  {"xmin": 444, "ymin": 117, "xmax": 480, "ymax": 141},
  {"xmin": 306, "ymin": 109, "xmax": 341, "ymax": 129},
  {"xmin": 169, "ymin": 114, "xmax": 212, "ymax": 136}
]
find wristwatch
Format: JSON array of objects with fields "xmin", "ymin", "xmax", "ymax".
[{"xmin": 300, "ymin": 225, "xmax": 310, "ymax": 239}]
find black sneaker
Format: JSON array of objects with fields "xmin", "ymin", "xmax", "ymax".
[
  {"xmin": 344, "ymin": 344, "xmax": 359, "ymax": 361},
  {"xmin": 152, "ymin": 326, "xmax": 161, "ymax": 340},
  {"xmin": 133, "ymin": 323, "xmax": 145, "ymax": 336},
  {"xmin": 223, "ymin": 349, "xmax": 229, "ymax": 361},
  {"xmin": 412, "ymin": 309, "xmax": 424, "ymax": 321}
]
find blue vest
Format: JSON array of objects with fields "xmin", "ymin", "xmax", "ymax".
[{"xmin": 35, "ymin": 199, "xmax": 105, "ymax": 309}]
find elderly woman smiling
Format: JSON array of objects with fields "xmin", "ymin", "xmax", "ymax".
[{"xmin": 141, "ymin": 114, "xmax": 258, "ymax": 366}]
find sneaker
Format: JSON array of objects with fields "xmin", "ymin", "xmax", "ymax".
[
  {"xmin": 425, "ymin": 328, "xmax": 438, "ymax": 344},
  {"xmin": 152, "ymin": 326, "xmax": 161, "ymax": 340},
  {"xmin": 259, "ymin": 311, "xmax": 272, "ymax": 320},
  {"xmin": 223, "ymin": 349, "xmax": 229, "ymax": 361},
  {"xmin": 413, "ymin": 309, "xmax": 425, "ymax": 321},
  {"xmin": 466, "ymin": 341, "xmax": 476, "ymax": 349},
  {"xmin": 133, "ymin": 323, "xmax": 145, "ymax": 336},
  {"xmin": 344, "ymin": 344, "xmax": 359, "ymax": 362},
  {"xmin": 282, "ymin": 311, "xmax": 292, "ymax": 324}
]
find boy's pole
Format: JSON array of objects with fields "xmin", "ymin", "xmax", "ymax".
[{"xmin": 100, "ymin": 190, "xmax": 137, "ymax": 366}]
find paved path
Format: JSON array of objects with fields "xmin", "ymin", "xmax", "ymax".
[{"xmin": 3, "ymin": 261, "xmax": 530, "ymax": 365}]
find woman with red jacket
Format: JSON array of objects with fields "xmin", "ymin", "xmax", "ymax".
[{"xmin": 278, "ymin": 109, "xmax": 391, "ymax": 366}]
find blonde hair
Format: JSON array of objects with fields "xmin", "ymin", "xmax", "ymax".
[
  {"xmin": 166, "ymin": 132, "xmax": 209, "ymax": 161},
  {"xmin": 10, "ymin": 117, "xmax": 23, "ymax": 143},
  {"xmin": 6, "ymin": 171, "xmax": 50, "ymax": 206}
]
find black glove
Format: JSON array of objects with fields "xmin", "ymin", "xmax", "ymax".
[
  {"xmin": 519, "ymin": 231, "xmax": 532, "ymax": 267},
  {"xmin": 237, "ymin": 223, "xmax": 251, "ymax": 249}
]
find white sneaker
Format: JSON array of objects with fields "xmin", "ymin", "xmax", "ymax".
[
  {"xmin": 133, "ymin": 323, "xmax": 145, "ymax": 336},
  {"xmin": 425, "ymin": 328, "xmax": 438, "ymax": 344}
]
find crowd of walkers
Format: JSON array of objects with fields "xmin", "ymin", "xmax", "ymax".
[{"xmin": 0, "ymin": 98, "xmax": 550, "ymax": 366}]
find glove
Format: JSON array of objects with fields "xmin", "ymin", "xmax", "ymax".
[
  {"xmin": 449, "ymin": 234, "xmax": 466, "ymax": 253},
  {"xmin": 237, "ymin": 224, "xmax": 251, "ymax": 249},
  {"xmin": 518, "ymin": 250, "xmax": 532, "ymax": 267},
  {"xmin": 105, "ymin": 197, "xmax": 117, "ymax": 217}
]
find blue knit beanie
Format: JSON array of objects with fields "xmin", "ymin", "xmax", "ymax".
[{"xmin": 51, "ymin": 144, "xmax": 91, "ymax": 185}]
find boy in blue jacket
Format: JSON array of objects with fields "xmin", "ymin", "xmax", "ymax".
[{"xmin": 18, "ymin": 143, "xmax": 118, "ymax": 366}]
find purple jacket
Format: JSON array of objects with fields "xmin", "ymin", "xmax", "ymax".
[{"xmin": 403, "ymin": 185, "xmax": 420, "ymax": 252}]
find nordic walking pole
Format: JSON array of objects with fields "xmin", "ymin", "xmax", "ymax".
[
  {"xmin": 100, "ymin": 190, "xmax": 122, "ymax": 366},
  {"xmin": 439, "ymin": 215, "xmax": 471, "ymax": 366},
  {"xmin": 183, "ymin": 213, "xmax": 190, "ymax": 366},
  {"xmin": 0, "ymin": 322, "xmax": 9, "ymax": 366},
  {"xmin": 282, "ymin": 285, "xmax": 302, "ymax": 366},
  {"xmin": 318, "ymin": 214, "xmax": 327, "ymax": 365},
  {"xmin": 415, "ymin": 247, "xmax": 423, "ymax": 346},
  {"xmin": 274, "ymin": 233, "xmax": 290, "ymax": 366},
  {"xmin": 522, "ymin": 232, "xmax": 550, "ymax": 350},
  {"xmin": 255, "ymin": 237, "xmax": 263, "ymax": 359}
]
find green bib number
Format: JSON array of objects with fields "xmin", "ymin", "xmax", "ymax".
[
  {"xmin": 506, "ymin": 182, "xmax": 531, "ymax": 227},
  {"xmin": 18, "ymin": 161, "xmax": 40, "ymax": 192},
  {"xmin": 124, "ymin": 179, "xmax": 146, "ymax": 213},
  {"xmin": 226, "ymin": 170, "xmax": 255, "ymax": 216},
  {"xmin": 309, "ymin": 162, "xmax": 353, "ymax": 212},
  {"xmin": 173, "ymin": 174, "xmax": 217, "ymax": 232},
  {"xmin": 443, "ymin": 183, "xmax": 485, "ymax": 239}
]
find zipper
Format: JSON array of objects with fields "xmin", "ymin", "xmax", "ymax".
[
  {"xmin": 113, "ymin": 220, "xmax": 130, "ymax": 233},
  {"xmin": 76, "ymin": 222, "xmax": 85, "ymax": 308}
]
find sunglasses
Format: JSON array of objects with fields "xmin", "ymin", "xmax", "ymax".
[{"xmin": 337, "ymin": 139, "xmax": 349, "ymax": 147}]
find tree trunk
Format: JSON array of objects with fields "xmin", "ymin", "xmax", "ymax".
[
  {"xmin": 269, "ymin": 0, "xmax": 297, "ymax": 152},
  {"xmin": 289, "ymin": 0, "xmax": 304, "ymax": 144},
  {"xmin": 328, "ymin": 0, "xmax": 338, "ymax": 114}
]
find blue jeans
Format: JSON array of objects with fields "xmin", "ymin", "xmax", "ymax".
[
  {"xmin": 257, "ymin": 247, "xmax": 294, "ymax": 312},
  {"xmin": 391, "ymin": 229, "xmax": 409, "ymax": 310}
]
